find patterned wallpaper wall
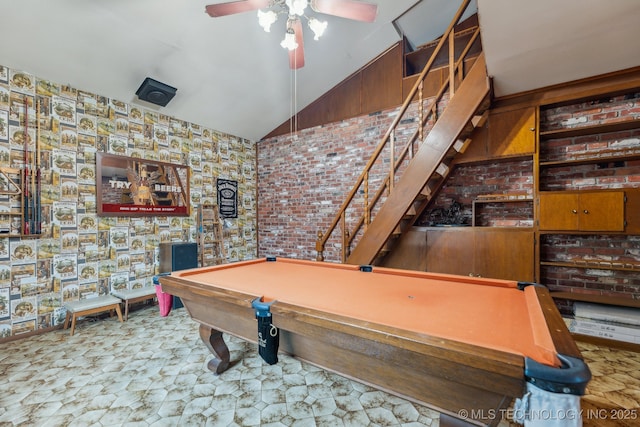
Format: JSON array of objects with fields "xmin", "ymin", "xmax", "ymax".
[{"xmin": 0, "ymin": 65, "xmax": 257, "ymax": 339}]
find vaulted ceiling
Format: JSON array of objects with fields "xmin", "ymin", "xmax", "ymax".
[{"xmin": 2, "ymin": 0, "xmax": 639, "ymax": 141}]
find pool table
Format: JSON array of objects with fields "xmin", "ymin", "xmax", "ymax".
[{"xmin": 159, "ymin": 257, "xmax": 590, "ymax": 426}]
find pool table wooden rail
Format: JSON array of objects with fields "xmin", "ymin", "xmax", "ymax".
[
  {"xmin": 159, "ymin": 272, "xmax": 578, "ymax": 426},
  {"xmin": 532, "ymin": 285, "xmax": 582, "ymax": 360}
]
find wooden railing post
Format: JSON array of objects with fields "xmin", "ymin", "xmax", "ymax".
[{"xmin": 316, "ymin": 230, "xmax": 324, "ymax": 261}]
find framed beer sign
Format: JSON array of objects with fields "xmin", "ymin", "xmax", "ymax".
[{"xmin": 96, "ymin": 152, "xmax": 190, "ymax": 216}]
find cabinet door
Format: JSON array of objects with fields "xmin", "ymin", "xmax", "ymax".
[
  {"xmin": 579, "ymin": 191, "xmax": 625, "ymax": 231},
  {"xmin": 487, "ymin": 107, "xmax": 536, "ymax": 158},
  {"xmin": 381, "ymin": 227, "xmax": 429, "ymax": 271},
  {"xmin": 425, "ymin": 228, "xmax": 475, "ymax": 276},
  {"xmin": 539, "ymin": 193, "xmax": 580, "ymax": 231},
  {"xmin": 474, "ymin": 229, "xmax": 534, "ymax": 281},
  {"xmin": 456, "ymin": 106, "xmax": 535, "ymax": 163},
  {"xmin": 424, "ymin": 228, "xmax": 534, "ymax": 281}
]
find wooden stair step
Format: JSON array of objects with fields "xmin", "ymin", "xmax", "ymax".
[
  {"xmin": 453, "ymin": 138, "xmax": 472, "ymax": 153},
  {"xmin": 471, "ymin": 110, "xmax": 489, "ymax": 128},
  {"xmin": 435, "ymin": 163, "xmax": 450, "ymax": 177},
  {"xmin": 418, "ymin": 185, "xmax": 432, "ymax": 199}
]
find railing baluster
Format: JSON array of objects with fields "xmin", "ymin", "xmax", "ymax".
[
  {"xmin": 418, "ymin": 80, "xmax": 424, "ymax": 144},
  {"xmin": 345, "ymin": 230, "xmax": 351, "ymax": 259},
  {"xmin": 340, "ymin": 212, "xmax": 346, "ymax": 263},
  {"xmin": 364, "ymin": 171, "xmax": 370, "ymax": 227},
  {"xmin": 389, "ymin": 130, "xmax": 395, "ymax": 191},
  {"xmin": 449, "ymin": 28, "xmax": 455, "ymax": 96}
]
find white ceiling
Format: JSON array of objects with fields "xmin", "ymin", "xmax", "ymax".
[
  {"xmin": 1, "ymin": 0, "xmax": 639, "ymax": 141},
  {"xmin": 478, "ymin": 0, "xmax": 640, "ymax": 98}
]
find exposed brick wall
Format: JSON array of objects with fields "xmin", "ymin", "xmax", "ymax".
[
  {"xmin": 257, "ymin": 88, "xmax": 640, "ymax": 303},
  {"xmin": 257, "ymin": 95, "xmax": 441, "ymax": 262},
  {"xmin": 544, "ymin": 263, "xmax": 640, "ymax": 315},
  {"xmin": 258, "ymin": 106, "xmax": 402, "ymax": 262},
  {"xmin": 540, "ymin": 232, "xmax": 640, "ymax": 302},
  {"xmin": 539, "ymin": 160, "xmax": 640, "ymax": 191},
  {"xmin": 540, "ymin": 93, "xmax": 640, "ymax": 132},
  {"xmin": 539, "ymin": 128, "xmax": 640, "ymax": 163},
  {"xmin": 418, "ymin": 160, "xmax": 534, "ymax": 227},
  {"xmin": 540, "ymin": 92, "xmax": 640, "ymax": 191}
]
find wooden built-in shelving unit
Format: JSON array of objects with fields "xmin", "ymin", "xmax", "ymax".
[{"xmin": 535, "ymin": 91, "xmax": 640, "ymax": 348}]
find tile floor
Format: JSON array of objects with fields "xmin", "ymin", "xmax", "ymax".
[{"xmin": 0, "ymin": 304, "xmax": 637, "ymax": 427}]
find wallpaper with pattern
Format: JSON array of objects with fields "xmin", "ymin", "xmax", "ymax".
[{"xmin": 0, "ymin": 65, "xmax": 257, "ymax": 338}]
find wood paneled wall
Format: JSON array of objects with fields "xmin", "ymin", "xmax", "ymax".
[
  {"xmin": 263, "ymin": 43, "xmax": 404, "ymax": 139},
  {"xmin": 263, "ymin": 15, "xmax": 482, "ymax": 139}
]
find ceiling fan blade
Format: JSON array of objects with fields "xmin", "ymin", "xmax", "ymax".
[
  {"xmin": 289, "ymin": 19, "xmax": 305, "ymax": 69},
  {"xmin": 205, "ymin": 0, "xmax": 270, "ymax": 17},
  {"xmin": 310, "ymin": 0, "xmax": 378, "ymax": 23}
]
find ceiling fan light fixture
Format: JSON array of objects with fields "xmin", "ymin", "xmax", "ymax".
[
  {"xmin": 280, "ymin": 28, "xmax": 298, "ymax": 50},
  {"xmin": 204, "ymin": 0, "xmax": 378, "ymax": 69},
  {"xmin": 308, "ymin": 17, "xmax": 327, "ymax": 40},
  {"xmin": 257, "ymin": 9, "xmax": 278, "ymax": 32}
]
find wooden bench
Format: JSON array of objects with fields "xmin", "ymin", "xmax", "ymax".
[
  {"xmin": 63, "ymin": 295, "xmax": 123, "ymax": 336},
  {"xmin": 111, "ymin": 287, "xmax": 157, "ymax": 320}
]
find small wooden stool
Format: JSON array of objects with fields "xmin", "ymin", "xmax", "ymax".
[
  {"xmin": 111, "ymin": 287, "xmax": 156, "ymax": 320},
  {"xmin": 63, "ymin": 295, "xmax": 123, "ymax": 336}
]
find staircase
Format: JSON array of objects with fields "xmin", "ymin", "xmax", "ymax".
[{"xmin": 315, "ymin": 0, "xmax": 491, "ymax": 266}]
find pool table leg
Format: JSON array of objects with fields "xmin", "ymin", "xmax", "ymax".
[{"xmin": 199, "ymin": 324, "xmax": 230, "ymax": 374}]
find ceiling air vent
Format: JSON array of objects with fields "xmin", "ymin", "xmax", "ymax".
[{"xmin": 135, "ymin": 77, "xmax": 177, "ymax": 107}]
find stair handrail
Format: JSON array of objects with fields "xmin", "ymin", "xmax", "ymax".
[{"xmin": 316, "ymin": 0, "xmax": 476, "ymax": 262}]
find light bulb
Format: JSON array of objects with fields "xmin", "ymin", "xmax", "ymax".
[
  {"xmin": 280, "ymin": 29, "xmax": 298, "ymax": 50},
  {"xmin": 257, "ymin": 9, "xmax": 278, "ymax": 32},
  {"xmin": 286, "ymin": 0, "xmax": 307, "ymax": 16},
  {"xmin": 308, "ymin": 17, "xmax": 327, "ymax": 40}
]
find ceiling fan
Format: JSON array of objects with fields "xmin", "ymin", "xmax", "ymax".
[{"xmin": 205, "ymin": 0, "xmax": 378, "ymax": 69}]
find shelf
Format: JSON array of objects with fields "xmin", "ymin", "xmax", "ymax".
[
  {"xmin": 539, "ymin": 117, "xmax": 640, "ymax": 140},
  {"xmin": 473, "ymin": 196, "xmax": 533, "ymax": 203},
  {"xmin": 540, "ymin": 230, "xmax": 633, "ymax": 237},
  {"xmin": 539, "ymin": 151, "xmax": 640, "ymax": 168},
  {"xmin": 551, "ymin": 291, "xmax": 640, "ymax": 309},
  {"xmin": 541, "ymin": 260, "xmax": 640, "ymax": 272},
  {"xmin": 571, "ymin": 333, "xmax": 640, "ymax": 352},
  {"xmin": 471, "ymin": 196, "xmax": 533, "ymax": 227}
]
